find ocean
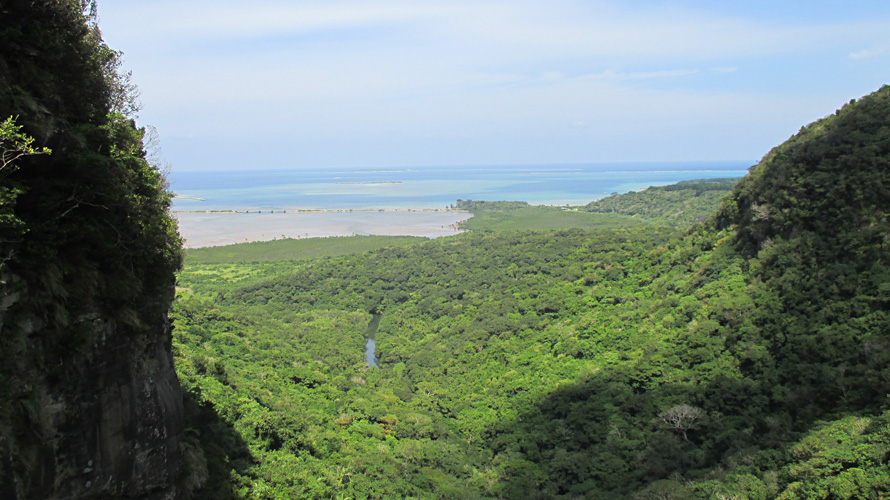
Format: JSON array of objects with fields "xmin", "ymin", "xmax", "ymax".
[{"xmin": 169, "ymin": 161, "xmax": 752, "ymax": 212}]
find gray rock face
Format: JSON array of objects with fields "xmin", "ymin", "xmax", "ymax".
[{"xmin": 0, "ymin": 285, "xmax": 185, "ymax": 499}]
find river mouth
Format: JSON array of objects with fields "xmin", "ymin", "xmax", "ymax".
[{"xmin": 364, "ymin": 314, "xmax": 382, "ymax": 368}]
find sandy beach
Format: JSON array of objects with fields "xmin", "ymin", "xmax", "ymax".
[{"xmin": 174, "ymin": 210, "xmax": 472, "ymax": 248}]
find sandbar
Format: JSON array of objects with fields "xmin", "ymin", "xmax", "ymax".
[{"xmin": 174, "ymin": 210, "xmax": 472, "ymax": 248}]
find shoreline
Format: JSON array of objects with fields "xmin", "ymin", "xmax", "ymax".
[
  {"xmin": 173, "ymin": 210, "xmax": 473, "ymax": 249},
  {"xmin": 172, "ymin": 207, "xmax": 470, "ymax": 214}
]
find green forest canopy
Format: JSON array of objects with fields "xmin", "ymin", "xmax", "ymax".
[
  {"xmin": 172, "ymin": 86, "xmax": 890, "ymax": 500},
  {"xmin": 584, "ymin": 177, "xmax": 742, "ymax": 226}
]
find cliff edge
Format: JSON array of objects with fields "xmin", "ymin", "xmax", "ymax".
[{"xmin": 0, "ymin": 2, "xmax": 188, "ymax": 498}]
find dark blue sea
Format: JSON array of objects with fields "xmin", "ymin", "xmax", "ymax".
[{"xmin": 169, "ymin": 161, "xmax": 752, "ymax": 212}]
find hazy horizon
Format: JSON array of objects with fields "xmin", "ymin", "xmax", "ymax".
[{"xmin": 98, "ymin": 1, "xmax": 890, "ymax": 172}]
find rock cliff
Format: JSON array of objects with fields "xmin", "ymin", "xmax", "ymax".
[
  {"xmin": 0, "ymin": 297, "xmax": 185, "ymax": 499},
  {"xmin": 0, "ymin": 1, "xmax": 188, "ymax": 497}
]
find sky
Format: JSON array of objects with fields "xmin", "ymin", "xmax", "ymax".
[{"xmin": 97, "ymin": 0, "xmax": 890, "ymax": 172}]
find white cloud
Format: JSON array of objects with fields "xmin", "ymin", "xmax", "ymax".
[
  {"xmin": 95, "ymin": 1, "xmax": 890, "ymax": 169},
  {"xmin": 102, "ymin": 1, "xmax": 447, "ymax": 40},
  {"xmin": 850, "ymin": 46, "xmax": 888, "ymax": 59},
  {"xmin": 591, "ymin": 69, "xmax": 700, "ymax": 81},
  {"xmin": 104, "ymin": 1, "xmax": 890, "ymax": 63}
]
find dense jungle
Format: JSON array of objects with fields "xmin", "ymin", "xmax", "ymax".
[{"xmin": 173, "ymin": 86, "xmax": 890, "ymax": 499}]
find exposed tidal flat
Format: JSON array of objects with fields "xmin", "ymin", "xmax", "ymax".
[
  {"xmin": 173, "ymin": 209, "xmax": 471, "ymax": 248},
  {"xmin": 170, "ymin": 162, "xmax": 750, "ymax": 247}
]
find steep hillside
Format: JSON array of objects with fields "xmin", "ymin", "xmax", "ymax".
[
  {"xmin": 720, "ymin": 88, "xmax": 890, "ymax": 264},
  {"xmin": 0, "ymin": 2, "xmax": 186, "ymax": 498},
  {"xmin": 712, "ymin": 85, "xmax": 890, "ymax": 416}
]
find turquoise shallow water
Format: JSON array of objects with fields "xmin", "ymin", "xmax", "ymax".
[{"xmin": 169, "ymin": 161, "xmax": 752, "ymax": 211}]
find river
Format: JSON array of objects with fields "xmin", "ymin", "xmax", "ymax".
[{"xmin": 364, "ymin": 314, "xmax": 382, "ymax": 368}]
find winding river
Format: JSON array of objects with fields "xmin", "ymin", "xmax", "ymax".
[{"xmin": 364, "ymin": 314, "xmax": 382, "ymax": 368}]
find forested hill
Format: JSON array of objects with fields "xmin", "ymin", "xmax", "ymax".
[
  {"xmin": 718, "ymin": 88, "xmax": 890, "ymax": 256},
  {"xmin": 173, "ymin": 85, "xmax": 890, "ymax": 499},
  {"xmin": 585, "ymin": 177, "xmax": 742, "ymax": 226}
]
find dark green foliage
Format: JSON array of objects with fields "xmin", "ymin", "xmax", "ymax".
[
  {"xmin": 0, "ymin": 0, "xmax": 182, "ymax": 325},
  {"xmin": 712, "ymin": 85, "xmax": 890, "ymax": 419},
  {"xmin": 0, "ymin": 1, "xmax": 109, "ymax": 135},
  {"xmin": 585, "ymin": 177, "xmax": 742, "ymax": 226},
  {"xmin": 0, "ymin": 3, "xmax": 183, "ymax": 488},
  {"xmin": 720, "ymin": 88, "xmax": 890, "ymax": 257}
]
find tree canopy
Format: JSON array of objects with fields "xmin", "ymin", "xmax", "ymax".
[{"xmin": 173, "ymin": 86, "xmax": 890, "ymax": 498}]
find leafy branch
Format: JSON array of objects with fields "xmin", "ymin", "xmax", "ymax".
[{"xmin": 0, "ymin": 116, "xmax": 52, "ymax": 172}]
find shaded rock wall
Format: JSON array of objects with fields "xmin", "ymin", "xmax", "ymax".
[
  {"xmin": 0, "ymin": 280, "xmax": 185, "ymax": 499},
  {"xmin": 0, "ymin": 2, "xmax": 188, "ymax": 497}
]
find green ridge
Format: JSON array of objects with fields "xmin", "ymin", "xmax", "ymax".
[{"xmin": 585, "ymin": 177, "xmax": 743, "ymax": 227}]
